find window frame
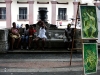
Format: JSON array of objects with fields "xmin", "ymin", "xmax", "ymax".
[
  {"xmin": 58, "ymin": 8, "xmax": 67, "ymax": 20},
  {"xmin": 0, "ymin": 7, "xmax": 6, "ymax": 20},
  {"xmin": 18, "ymin": 7, "xmax": 28, "ymax": 20}
]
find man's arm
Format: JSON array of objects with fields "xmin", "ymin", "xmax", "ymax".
[
  {"xmin": 43, "ymin": 22, "xmax": 47, "ymax": 30},
  {"xmin": 44, "ymin": 25, "xmax": 47, "ymax": 30},
  {"xmin": 65, "ymin": 29, "xmax": 68, "ymax": 37}
]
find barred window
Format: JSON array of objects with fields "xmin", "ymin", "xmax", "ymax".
[
  {"xmin": 58, "ymin": 8, "xmax": 67, "ymax": 20},
  {"xmin": 0, "ymin": 7, "xmax": 6, "ymax": 20},
  {"xmin": 19, "ymin": 7, "xmax": 27, "ymax": 19}
]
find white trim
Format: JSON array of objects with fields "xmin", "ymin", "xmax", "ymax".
[{"xmin": 0, "ymin": 66, "xmax": 100, "ymax": 72}]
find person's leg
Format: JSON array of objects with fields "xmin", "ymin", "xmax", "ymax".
[
  {"xmin": 21, "ymin": 36, "xmax": 25, "ymax": 49},
  {"xmin": 41, "ymin": 38, "xmax": 46, "ymax": 50},
  {"xmin": 11, "ymin": 37, "xmax": 15, "ymax": 50},
  {"xmin": 25, "ymin": 36, "xmax": 29, "ymax": 49},
  {"xmin": 25, "ymin": 36, "xmax": 29, "ymax": 44},
  {"xmin": 29, "ymin": 37, "xmax": 32, "ymax": 49},
  {"xmin": 67, "ymin": 40, "xmax": 72, "ymax": 51},
  {"xmin": 16, "ymin": 37, "xmax": 21, "ymax": 49},
  {"xmin": 34, "ymin": 37, "xmax": 40, "ymax": 49}
]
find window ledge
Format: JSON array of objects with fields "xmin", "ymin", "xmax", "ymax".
[
  {"xmin": 0, "ymin": 19, "xmax": 6, "ymax": 21},
  {"xmin": 17, "ymin": 19, "xmax": 29, "ymax": 21},
  {"xmin": 37, "ymin": 20, "xmax": 49, "ymax": 21},
  {"xmin": 56, "ymin": 20, "xmax": 68, "ymax": 21},
  {"xmin": 0, "ymin": 2, "xmax": 5, "ymax": 4}
]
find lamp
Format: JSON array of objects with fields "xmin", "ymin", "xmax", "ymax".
[{"xmin": 38, "ymin": 9, "xmax": 48, "ymax": 23}]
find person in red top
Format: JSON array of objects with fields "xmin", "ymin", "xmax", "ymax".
[{"xmin": 29, "ymin": 25, "xmax": 36, "ymax": 49}]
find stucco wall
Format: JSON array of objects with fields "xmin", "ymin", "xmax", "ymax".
[
  {"xmin": 0, "ymin": 0, "xmax": 74, "ymax": 28},
  {"xmin": 11, "ymin": 0, "xmax": 29, "ymax": 25}
]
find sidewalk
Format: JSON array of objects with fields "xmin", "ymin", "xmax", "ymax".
[{"xmin": 0, "ymin": 53, "xmax": 100, "ymax": 75}]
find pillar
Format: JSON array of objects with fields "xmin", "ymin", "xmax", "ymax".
[
  {"xmin": 51, "ymin": 1, "xmax": 57, "ymax": 25},
  {"xmin": 28, "ymin": 0, "xmax": 34, "ymax": 24},
  {"xmin": 5, "ymin": 0, "xmax": 12, "ymax": 28},
  {"xmin": 73, "ymin": 2, "xmax": 79, "ymax": 18}
]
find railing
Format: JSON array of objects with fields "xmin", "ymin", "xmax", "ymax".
[
  {"xmin": 17, "ymin": 14, "xmax": 28, "ymax": 20},
  {"xmin": 57, "ymin": 15, "xmax": 68, "ymax": 20},
  {"xmin": 0, "ymin": 14, "xmax": 6, "ymax": 20}
]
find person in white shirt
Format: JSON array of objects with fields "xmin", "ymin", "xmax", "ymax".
[{"xmin": 35, "ymin": 21, "xmax": 47, "ymax": 50}]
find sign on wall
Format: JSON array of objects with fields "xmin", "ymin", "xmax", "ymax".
[
  {"xmin": 83, "ymin": 43, "xmax": 98, "ymax": 74},
  {"xmin": 80, "ymin": 6, "xmax": 98, "ymax": 39}
]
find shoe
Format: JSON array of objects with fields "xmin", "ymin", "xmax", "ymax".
[
  {"xmin": 68, "ymin": 48, "xmax": 72, "ymax": 51},
  {"xmin": 67, "ymin": 48, "xmax": 70, "ymax": 51},
  {"xmin": 26, "ymin": 46, "xmax": 29, "ymax": 50}
]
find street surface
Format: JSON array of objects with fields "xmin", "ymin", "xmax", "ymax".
[{"xmin": 0, "ymin": 52, "xmax": 100, "ymax": 75}]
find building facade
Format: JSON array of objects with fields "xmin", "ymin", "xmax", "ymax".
[{"xmin": 0, "ymin": 0, "xmax": 100, "ymax": 28}]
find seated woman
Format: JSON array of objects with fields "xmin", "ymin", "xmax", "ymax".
[
  {"xmin": 21, "ymin": 24, "xmax": 29, "ymax": 50},
  {"xmin": 10, "ymin": 22, "xmax": 21, "ymax": 50},
  {"xmin": 29, "ymin": 25, "xmax": 36, "ymax": 49},
  {"xmin": 35, "ymin": 21, "xmax": 47, "ymax": 50}
]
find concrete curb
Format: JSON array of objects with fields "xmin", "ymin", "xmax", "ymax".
[
  {"xmin": 0, "ymin": 66, "xmax": 100, "ymax": 72},
  {"xmin": 0, "ymin": 59, "xmax": 82, "ymax": 62}
]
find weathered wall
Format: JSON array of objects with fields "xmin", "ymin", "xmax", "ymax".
[{"xmin": 0, "ymin": 29, "xmax": 9, "ymax": 53}]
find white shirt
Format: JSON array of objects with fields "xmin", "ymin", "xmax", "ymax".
[
  {"xmin": 24, "ymin": 28, "xmax": 29, "ymax": 36},
  {"xmin": 38, "ymin": 27, "xmax": 47, "ymax": 39}
]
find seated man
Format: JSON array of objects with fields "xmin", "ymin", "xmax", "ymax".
[
  {"xmin": 65, "ymin": 24, "xmax": 73, "ymax": 50},
  {"xmin": 10, "ymin": 22, "xmax": 21, "ymax": 50},
  {"xmin": 21, "ymin": 24, "xmax": 29, "ymax": 50},
  {"xmin": 34, "ymin": 21, "xmax": 47, "ymax": 50}
]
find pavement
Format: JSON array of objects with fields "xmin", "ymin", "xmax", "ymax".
[{"xmin": 0, "ymin": 52, "xmax": 100, "ymax": 75}]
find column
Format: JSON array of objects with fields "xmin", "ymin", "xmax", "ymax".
[
  {"xmin": 73, "ymin": 2, "xmax": 79, "ymax": 18},
  {"xmin": 5, "ymin": 0, "xmax": 12, "ymax": 28},
  {"xmin": 28, "ymin": 0, "xmax": 34, "ymax": 24},
  {"xmin": 51, "ymin": 1, "xmax": 57, "ymax": 25}
]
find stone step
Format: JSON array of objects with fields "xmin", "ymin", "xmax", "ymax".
[
  {"xmin": 5, "ymin": 46, "xmax": 100, "ymax": 53},
  {"xmin": 7, "ymin": 49, "xmax": 77, "ymax": 53}
]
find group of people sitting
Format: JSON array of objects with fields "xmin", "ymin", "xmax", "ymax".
[
  {"xmin": 9, "ymin": 20, "xmax": 73, "ymax": 51},
  {"xmin": 10, "ymin": 20, "xmax": 47, "ymax": 50}
]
